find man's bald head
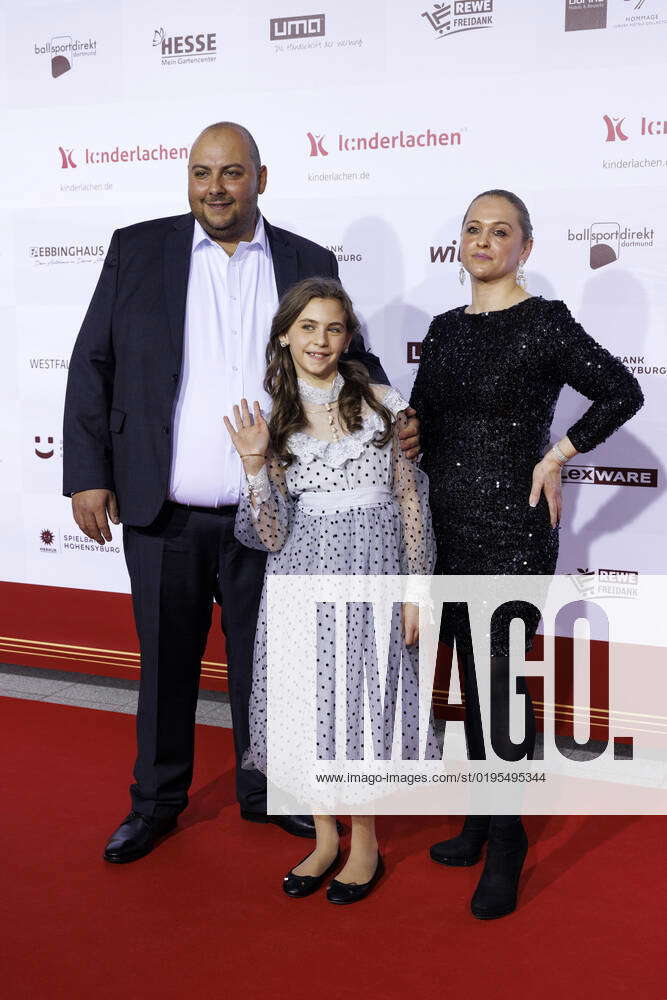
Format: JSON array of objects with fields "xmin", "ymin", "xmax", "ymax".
[
  {"xmin": 187, "ymin": 122, "xmax": 267, "ymax": 250},
  {"xmin": 190, "ymin": 122, "xmax": 261, "ymax": 176}
]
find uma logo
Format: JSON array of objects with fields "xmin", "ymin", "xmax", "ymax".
[
  {"xmin": 603, "ymin": 114, "xmax": 628, "ymax": 142},
  {"xmin": 307, "ymin": 132, "xmax": 328, "ymax": 157},
  {"xmin": 270, "ymin": 14, "xmax": 326, "ymax": 40},
  {"xmin": 58, "ymin": 146, "xmax": 77, "ymax": 168}
]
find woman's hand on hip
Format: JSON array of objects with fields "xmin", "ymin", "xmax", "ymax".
[{"xmin": 529, "ymin": 455, "xmax": 563, "ymax": 528}]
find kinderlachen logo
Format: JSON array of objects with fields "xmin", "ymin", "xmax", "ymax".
[
  {"xmin": 270, "ymin": 14, "xmax": 325, "ymax": 41},
  {"xmin": 34, "ymin": 34, "xmax": 98, "ymax": 78},
  {"xmin": 603, "ymin": 115, "xmax": 629, "ymax": 142},
  {"xmin": 58, "ymin": 143, "xmax": 189, "ymax": 168},
  {"xmin": 58, "ymin": 146, "xmax": 76, "ymax": 169},
  {"xmin": 307, "ymin": 127, "xmax": 463, "ymax": 157},
  {"xmin": 564, "ymin": 0, "xmax": 607, "ymax": 32},
  {"xmin": 422, "ymin": 1, "xmax": 495, "ymax": 38},
  {"xmin": 307, "ymin": 132, "xmax": 328, "ymax": 157},
  {"xmin": 152, "ymin": 28, "xmax": 217, "ymax": 65}
]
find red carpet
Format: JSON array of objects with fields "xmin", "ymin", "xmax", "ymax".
[{"xmin": 1, "ymin": 696, "xmax": 664, "ymax": 1000}]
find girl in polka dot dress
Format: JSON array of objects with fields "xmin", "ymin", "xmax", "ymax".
[{"xmin": 225, "ymin": 277, "xmax": 436, "ymax": 904}]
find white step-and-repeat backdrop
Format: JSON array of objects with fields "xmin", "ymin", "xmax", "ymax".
[{"xmin": 0, "ymin": 0, "xmax": 665, "ymax": 598}]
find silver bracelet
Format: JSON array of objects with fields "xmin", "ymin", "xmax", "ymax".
[{"xmin": 550, "ymin": 443, "xmax": 568, "ymax": 465}]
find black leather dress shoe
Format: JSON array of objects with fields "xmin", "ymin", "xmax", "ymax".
[
  {"xmin": 240, "ymin": 811, "xmax": 344, "ymax": 839},
  {"xmin": 103, "ymin": 811, "xmax": 178, "ymax": 864},
  {"xmin": 283, "ymin": 850, "xmax": 341, "ymax": 898},
  {"xmin": 326, "ymin": 853, "xmax": 384, "ymax": 905}
]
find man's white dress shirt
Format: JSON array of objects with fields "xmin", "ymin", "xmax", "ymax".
[{"xmin": 168, "ymin": 215, "xmax": 279, "ymax": 506}]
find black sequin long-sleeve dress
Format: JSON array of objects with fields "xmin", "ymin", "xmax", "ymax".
[{"xmin": 410, "ymin": 296, "xmax": 644, "ymax": 656}]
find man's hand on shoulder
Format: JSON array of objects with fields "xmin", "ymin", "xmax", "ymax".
[
  {"xmin": 72, "ymin": 489, "xmax": 120, "ymax": 545},
  {"xmin": 398, "ymin": 407, "xmax": 420, "ymax": 461}
]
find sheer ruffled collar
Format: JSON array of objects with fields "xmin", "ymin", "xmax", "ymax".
[{"xmin": 297, "ymin": 372, "xmax": 344, "ymax": 406}]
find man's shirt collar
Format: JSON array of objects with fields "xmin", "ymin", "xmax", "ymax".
[{"xmin": 191, "ymin": 213, "xmax": 269, "ymax": 257}]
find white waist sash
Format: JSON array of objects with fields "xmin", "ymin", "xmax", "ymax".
[{"xmin": 297, "ymin": 486, "xmax": 393, "ymax": 515}]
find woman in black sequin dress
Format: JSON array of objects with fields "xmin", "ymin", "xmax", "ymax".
[{"xmin": 410, "ymin": 189, "xmax": 643, "ymax": 920}]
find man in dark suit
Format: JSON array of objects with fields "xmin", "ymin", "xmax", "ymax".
[{"xmin": 63, "ymin": 122, "xmax": 418, "ymax": 863}]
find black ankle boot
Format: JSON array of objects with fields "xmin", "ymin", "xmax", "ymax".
[
  {"xmin": 430, "ymin": 815, "xmax": 491, "ymax": 867},
  {"xmin": 470, "ymin": 818, "xmax": 528, "ymax": 919}
]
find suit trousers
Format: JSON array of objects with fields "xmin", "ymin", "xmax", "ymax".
[{"xmin": 122, "ymin": 501, "xmax": 267, "ymax": 821}]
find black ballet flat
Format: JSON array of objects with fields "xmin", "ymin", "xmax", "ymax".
[
  {"xmin": 282, "ymin": 850, "xmax": 341, "ymax": 898},
  {"xmin": 326, "ymin": 853, "xmax": 384, "ymax": 905}
]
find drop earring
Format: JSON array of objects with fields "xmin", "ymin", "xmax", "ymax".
[
  {"xmin": 517, "ymin": 261, "xmax": 527, "ymax": 290},
  {"xmin": 458, "ymin": 265, "xmax": 466, "ymax": 286}
]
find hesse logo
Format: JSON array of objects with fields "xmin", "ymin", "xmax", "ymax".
[
  {"xmin": 270, "ymin": 14, "xmax": 325, "ymax": 40},
  {"xmin": 152, "ymin": 28, "xmax": 217, "ymax": 64},
  {"xmin": 57, "ymin": 143, "xmax": 189, "ymax": 168},
  {"xmin": 307, "ymin": 128, "xmax": 462, "ymax": 156},
  {"xmin": 422, "ymin": 1, "xmax": 494, "ymax": 38}
]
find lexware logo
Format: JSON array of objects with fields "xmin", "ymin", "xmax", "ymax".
[
  {"xmin": 270, "ymin": 14, "xmax": 326, "ymax": 40},
  {"xmin": 421, "ymin": 1, "xmax": 494, "ymax": 38},
  {"xmin": 307, "ymin": 132, "xmax": 328, "ymax": 157},
  {"xmin": 59, "ymin": 146, "xmax": 77, "ymax": 168},
  {"xmin": 561, "ymin": 465, "xmax": 658, "ymax": 487},
  {"xmin": 603, "ymin": 115, "xmax": 629, "ymax": 142}
]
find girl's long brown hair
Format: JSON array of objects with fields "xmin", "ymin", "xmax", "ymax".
[{"xmin": 264, "ymin": 277, "xmax": 393, "ymax": 464}]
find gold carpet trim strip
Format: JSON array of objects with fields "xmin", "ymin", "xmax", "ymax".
[{"xmin": 1, "ymin": 637, "xmax": 665, "ymax": 727}]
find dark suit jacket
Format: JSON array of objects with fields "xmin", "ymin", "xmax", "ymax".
[{"xmin": 63, "ymin": 213, "xmax": 388, "ymax": 526}]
